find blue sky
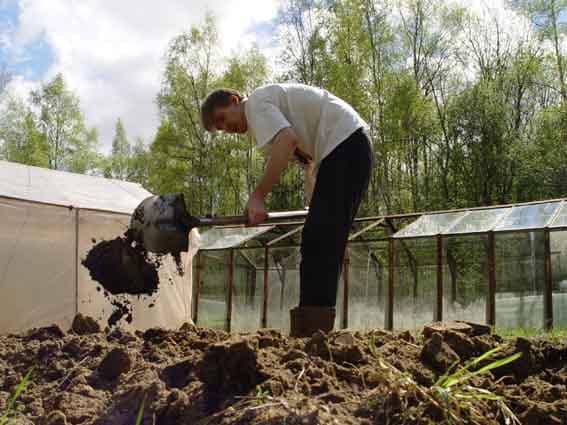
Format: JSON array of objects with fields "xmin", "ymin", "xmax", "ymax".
[{"xmin": 0, "ymin": 0, "xmax": 54, "ymax": 80}]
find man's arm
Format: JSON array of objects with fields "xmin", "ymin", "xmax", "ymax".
[{"xmin": 246, "ymin": 127, "xmax": 299, "ymax": 225}]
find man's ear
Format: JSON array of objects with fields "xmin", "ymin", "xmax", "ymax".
[{"xmin": 229, "ymin": 95, "xmax": 240, "ymax": 104}]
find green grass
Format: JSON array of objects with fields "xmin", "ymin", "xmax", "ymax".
[
  {"xmin": 0, "ymin": 368, "xmax": 33, "ymax": 425},
  {"xmin": 495, "ymin": 326, "xmax": 567, "ymax": 342},
  {"xmin": 134, "ymin": 395, "xmax": 146, "ymax": 425},
  {"xmin": 431, "ymin": 347, "xmax": 522, "ymax": 424}
]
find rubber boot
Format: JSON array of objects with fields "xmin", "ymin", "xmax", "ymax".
[{"xmin": 289, "ymin": 306, "xmax": 336, "ymax": 338}]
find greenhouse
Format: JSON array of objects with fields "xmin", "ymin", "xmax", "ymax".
[{"xmin": 193, "ymin": 199, "xmax": 567, "ymax": 333}]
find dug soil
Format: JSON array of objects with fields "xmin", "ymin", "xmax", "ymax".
[
  {"xmin": 1, "ymin": 318, "xmax": 566, "ymax": 424},
  {"xmin": 82, "ymin": 232, "xmax": 183, "ymax": 328}
]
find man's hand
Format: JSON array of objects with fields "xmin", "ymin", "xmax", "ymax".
[{"xmin": 245, "ymin": 191, "xmax": 268, "ymax": 225}]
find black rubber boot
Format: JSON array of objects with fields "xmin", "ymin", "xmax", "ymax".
[{"xmin": 289, "ymin": 306, "xmax": 336, "ymax": 338}]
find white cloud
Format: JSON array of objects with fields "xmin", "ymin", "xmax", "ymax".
[{"xmin": 7, "ymin": 0, "xmax": 281, "ymax": 153}]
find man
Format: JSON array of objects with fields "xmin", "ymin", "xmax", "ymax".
[{"xmin": 200, "ymin": 83, "xmax": 372, "ymax": 337}]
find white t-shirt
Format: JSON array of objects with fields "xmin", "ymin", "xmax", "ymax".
[{"xmin": 244, "ymin": 83, "xmax": 367, "ymax": 169}]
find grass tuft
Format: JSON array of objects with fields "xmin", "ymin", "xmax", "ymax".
[{"xmin": 0, "ymin": 368, "xmax": 34, "ymax": 425}]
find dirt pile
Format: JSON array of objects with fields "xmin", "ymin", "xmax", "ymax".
[{"xmin": 1, "ymin": 318, "xmax": 566, "ymax": 424}]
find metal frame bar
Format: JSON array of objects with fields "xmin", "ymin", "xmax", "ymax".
[
  {"xmin": 267, "ymin": 225, "xmax": 304, "ymax": 246},
  {"xmin": 386, "ymin": 238, "xmax": 395, "ymax": 330},
  {"xmin": 261, "ymin": 246, "xmax": 269, "ymax": 328},
  {"xmin": 74, "ymin": 208, "xmax": 80, "ymax": 317},
  {"xmin": 342, "ymin": 247, "xmax": 350, "ymax": 329},
  {"xmin": 544, "ymin": 229, "xmax": 553, "ymax": 331},
  {"xmin": 226, "ymin": 249, "xmax": 234, "ymax": 332},
  {"xmin": 436, "ymin": 235, "xmax": 443, "ymax": 322},
  {"xmin": 487, "ymin": 232, "xmax": 496, "ymax": 327},
  {"xmin": 349, "ymin": 219, "xmax": 385, "ymax": 241},
  {"xmin": 192, "ymin": 252, "xmax": 202, "ymax": 324}
]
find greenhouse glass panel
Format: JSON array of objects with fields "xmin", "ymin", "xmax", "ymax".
[
  {"xmin": 393, "ymin": 238, "xmax": 437, "ymax": 330},
  {"xmin": 230, "ymin": 249, "xmax": 264, "ymax": 332},
  {"xmin": 495, "ymin": 232, "xmax": 545, "ymax": 330},
  {"xmin": 551, "ymin": 231, "xmax": 567, "ymax": 328},
  {"xmin": 265, "ymin": 247, "xmax": 300, "ymax": 331},
  {"xmin": 394, "ymin": 212, "xmax": 465, "ymax": 239},
  {"xmin": 347, "ymin": 243, "xmax": 387, "ymax": 330},
  {"xmin": 196, "ymin": 252, "xmax": 228, "ymax": 329},
  {"xmin": 199, "ymin": 226, "xmax": 274, "ymax": 250},
  {"xmin": 549, "ymin": 202, "xmax": 567, "ymax": 229},
  {"xmin": 495, "ymin": 203, "xmax": 560, "ymax": 232},
  {"xmin": 443, "ymin": 208, "xmax": 509, "ymax": 235},
  {"xmin": 443, "ymin": 235, "xmax": 487, "ymax": 324}
]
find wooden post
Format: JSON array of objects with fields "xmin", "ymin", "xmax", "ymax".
[
  {"xmin": 487, "ymin": 232, "xmax": 496, "ymax": 327},
  {"xmin": 386, "ymin": 238, "xmax": 395, "ymax": 330},
  {"xmin": 261, "ymin": 246, "xmax": 269, "ymax": 328},
  {"xmin": 226, "ymin": 249, "xmax": 234, "ymax": 333},
  {"xmin": 74, "ymin": 208, "xmax": 80, "ymax": 317},
  {"xmin": 436, "ymin": 235, "xmax": 443, "ymax": 322},
  {"xmin": 342, "ymin": 246, "xmax": 350, "ymax": 329},
  {"xmin": 192, "ymin": 251, "xmax": 202, "ymax": 324},
  {"xmin": 544, "ymin": 229, "xmax": 553, "ymax": 331}
]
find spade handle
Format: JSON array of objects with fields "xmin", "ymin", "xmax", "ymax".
[{"xmin": 193, "ymin": 210, "xmax": 309, "ymax": 227}]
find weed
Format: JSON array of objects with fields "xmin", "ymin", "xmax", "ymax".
[{"xmin": 0, "ymin": 368, "xmax": 33, "ymax": 425}]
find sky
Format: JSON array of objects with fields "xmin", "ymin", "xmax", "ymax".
[
  {"xmin": 0, "ymin": 0, "xmax": 281, "ymax": 152},
  {"xmin": 0, "ymin": 0, "xmax": 540, "ymax": 153}
]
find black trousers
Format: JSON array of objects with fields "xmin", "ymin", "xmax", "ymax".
[{"xmin": 299, "ymin": 128, "xmax": 373, "ymax": 307}]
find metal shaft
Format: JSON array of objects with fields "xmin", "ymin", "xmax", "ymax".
[{"xmin": 195, "ymin": 210, "xmax": 309, "ymax": 227}]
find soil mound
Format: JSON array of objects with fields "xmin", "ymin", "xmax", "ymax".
[{"xmin": 1, "ymin": 318, "xmax": 566, "ymax": 424}]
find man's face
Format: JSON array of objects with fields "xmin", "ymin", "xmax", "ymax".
[{"xmin": 211, "ymin": 96, "xmax": 247, "ymax": 134}]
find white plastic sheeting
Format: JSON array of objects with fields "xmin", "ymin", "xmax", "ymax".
[
  {"xmin": 0, "ymin": 160, "xmax": 150, "ymax": 213},
  {"xmin": 0, "ymin": 161, "xmax": 195, "ymax": 333}
]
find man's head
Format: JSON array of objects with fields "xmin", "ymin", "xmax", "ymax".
[{"xmin": 200, "ymin": 88, "xmax": 247, "ymax": 134}]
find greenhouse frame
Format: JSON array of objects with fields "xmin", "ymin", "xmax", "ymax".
[{"xmin": 193, "ymin": 198, "xmax": 567, "ymax": 333}]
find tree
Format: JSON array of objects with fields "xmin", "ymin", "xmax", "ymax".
[
  {"xmin": 110, "ymin": 118, "xmax": 131, "ymax": 180},
  {"xmin": 129, "ymin": 137, "xmax": 150, "ymax": 186},
  {"xmin": 0, "ymin": 96, "xmax": 49, "ymax": 167},
  {"xmin": 31, "ymin": 73, "xmax": 99, "ymax": 172},
  {"xmin": 514, "ymin": 0, "xmax": 567, "ymax": 102}
]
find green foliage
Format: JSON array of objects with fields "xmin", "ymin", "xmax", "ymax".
[
  {"xmin": 0, "ymin": 97, "xmax": 49, "ymax": 167},
  {"xmin": 30, "ymin": 73, "xmax": 99, "ymax": 172},
  {"xmin": 109, "ymin": 118, "xmax": 131, "ymax": 180},
  {"xmin": 0, "ymin": 368, "xmax": 33, "ymax": 425},
  {"xmin": 134, "ymin": 395, "xmax": 146, "ymax": 425}
]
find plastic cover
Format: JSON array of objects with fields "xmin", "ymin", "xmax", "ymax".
[
  {"xmin": 443, "ymin": 208, "xmax": 510, "ymax": 235},
  {"xmin": 393, "ymin": 212, "xmax": 465, "ymax": 239},
  {"xmin": 495, "ymin": 202, "xmax": 560, "ymax": 232},
  {"xmin": 549, "ymin": 202, "xmax": 567, "ymax": 228},
  {"xmin": 0, "ymin": 199, "xmax": 76, "ymax": 332},
  {"xmin": 0, "ymin": 160, "xmax": 151, "ymax": 214},
  {"xmin": 199, "ymin": 226, "xmax": 275, "ymax": 250}
]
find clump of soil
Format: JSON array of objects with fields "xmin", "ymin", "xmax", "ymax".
[
  {"xmin": 2, "ymin": 317, "xmax": 567, "ymax": 424},
  {"xmin": 82, "ymin": 230, "xmax": 184, "ymax": 327},
  {"xmin": 82, "ymin": 232, "xmax": 160, "ymax": 297}
]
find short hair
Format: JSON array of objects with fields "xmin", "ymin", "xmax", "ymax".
[{"xmin": 200, "ymin": 88, "xmax": 244, "ymax": 131}]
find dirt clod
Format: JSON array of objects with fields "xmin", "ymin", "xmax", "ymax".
[
  {"xmin": 199, "ymin": 338, "xmax": 265, "ymax": 394},
  {"xmin": 42, "ymin": 410, "xmax": 68, "ymax": 425},
  {"xmin": 98, "ymin": 347, "xmax": 132, "ymax": 380},
  {"xmin": 421, "ymin": 332, "xmax": 460, "ymax": 371},
  {"xmin": 71, "ymin": 313, "xmax": 101, "ymax": 335}
]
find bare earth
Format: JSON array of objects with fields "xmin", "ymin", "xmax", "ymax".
[{"xmin": 1, "ymin": 316, "xmax": 566, "ymax": 424}]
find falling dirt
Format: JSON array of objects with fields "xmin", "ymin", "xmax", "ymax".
[
  {"xmin": 82, "ymin": 230, "xmax": 184, "ymax": 328},
  {"xmin": 1, "ymin": 318, "xmax": 566, "ymax": 424}
]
